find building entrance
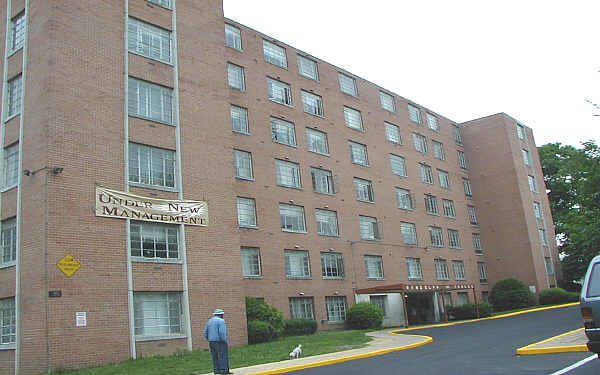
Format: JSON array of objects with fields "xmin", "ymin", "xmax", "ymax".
[{"xmin": 405, "ymin": 292, "xmax": 436, "ymax": 325}]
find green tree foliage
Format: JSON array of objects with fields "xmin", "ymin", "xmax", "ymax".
[
  {"xmin": 489, "ymin": 278, "xmax": 535, "ymax": 311},
  {"xmin": 345, "ymin": 302, "xmax": 383, "ymax": 329},
  {"xmin": 245, "ymin": 297, "xmax": 284, "ymax": 343},
  {"xmin": 538, "ymin": 141, "xmax": 600, "ymax": 286}
]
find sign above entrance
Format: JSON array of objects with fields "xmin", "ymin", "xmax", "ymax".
[{"xmin": 95, "ymin": 187, "xmax": 208, "ymax": 226}]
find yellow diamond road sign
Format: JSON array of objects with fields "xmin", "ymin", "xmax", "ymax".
[{"xmin": 57, "ymin": 254, "xmax": 81, "ymax": 277}]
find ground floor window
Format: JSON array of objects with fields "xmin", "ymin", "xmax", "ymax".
[
  {"xmin": 289, "ymin": 297, "xmax": 314, "ymax": 320},
  {"xmin": 0, "ymin": 297, "xmax": 15, "ymax": 345},
  {"xmin": 370, "ymin": 295, "xmax": 387, "ymax": 316},
  {"xmin": 134, "ymin": 292, "xmax": 183, "ymax": 338},
  {"xmin": 326, "ymin": 296, "xmax": 347, "ymax": 322},
  {"xmin": 457, "ymin": 292, "xmax": 469, "ymax": 306}
]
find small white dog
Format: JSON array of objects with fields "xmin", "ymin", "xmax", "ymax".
[{"xmin": 289, "ymin": 344, "xmax": 302, "ymax": 359}]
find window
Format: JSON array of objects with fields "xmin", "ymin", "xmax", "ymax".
[
  {"xmin": 433, "ymin": 141, "xmax": 445, "ymax": 160},
  {"xmin": 3, "ymin": 143, "xmax": 18, "ymax": 189},
  {"xmin": 533, "ymin": 202, "xmax": 542, "ymax": 219},
  {"xmin": 306, "ymin": 128, "xmax": 329, "ymax": 155},
  {"xmin": 344, "ymin": 107, "xmax": 363, "ymax": 131},
  {"xmin": 359, "ymin": 216, "xmax": 380, "ymax": 240},
  {"xmin": 148, "ymin": 0, "xmax": 171, "ymax": 8},
  {"xmin": 424, "ymin": 194, "xmax": 439, "ymax": 215},
  {"xmin": 326, "ymin": 296, "xmax": 347, "ymax": 322},
  {"xmin": 453, "ymin": 125, "xmax": 463, "ymax": 145},
  {"xmin": 442, "ymin": 292, "xmax": 453, "ymax": 307},
  {"xmin": 429, "ymin": 226, "xmax": 444, "ymax": 247},
  {"xmin": 396, "ymin": 188, "xmax": 413, "ymax": 210},
  {"xmin": 0, "ymin": 297, "xmax": 15, "ymax": 345},
  {"xmin": 280, "ymin": 204, "xmax": 306, "ymax": 233},
  {"xmin": 473, "ymin": 233, "xmax": 483, "ymax": 254},
  {"xmin": 385, "ymin": 122, "xmax": 401, "ymax": 144},
  {"xmin": 233, "ymin": 149, "xmax": 253, "ymax": 180},
  {"xmin": 237, "ymin": 197, "xmax": 257, "ymax": 228},
  {"xmin": 365, "ymin": 256, "xmax": 384, "ymax": 280},
  {"xmin": 275, "ymin": 160, "xmax": 301, "ymax": 189},
  {"xmin": 380, "ymin": 91, "xmax": 395, "ymax": 112},
  {"xmin": 458, "ymin": 151, "xmax": 467, "ymax": 169},
  {"xmin": 321, "ymin": 252, "xmax": 344, "ymax": 279},
  {"xmin": 354, "ymin": 177, "xmax": 374, "ymax": 203},
  {"xmin": 127, "ymin": 18, "xmax": 171, "ymax": 63},
  {"xmin": 401, "ymin": 222, "xmax": 417, "ymax": 245},
  {"xmin": 338, "ymin": 73, "xmax": 357, "ymax": 96},
  {"xmin": 130, "ymin": 221, "xmax": 178, "ymax": 259},
  {"xmin": 463, "ymin": 178, "xmax": 473, "ymax": 198},
  {"xmin": 1, "ymin": 218, "xmax": 16, "ymax": 264},
  {"xmin": 448, "ymin": 229, "xmax": 461, "ymax": 248},
  {"xmin": 390, "ymin": 154, "xmax": 407, "ymax": 176},
  {"xmin": 231, "ymin": 105, "xmax": 249, "ymax": 134},
  {"xmin": 267, "ymin": 78, "xmax": 292, "ymax": 105},
  {"xmin": 227, "ymin": 63, "xmax": 245, "ymax": 91},
  {"xmin": 522, "ymin": 149, "xmax": 530, "ymax": 166},
  {"xmin": 478, "ymin": 262, "xmax": 488, "ymax": 283},
  {"xmin": 241, "ymin": 247, "xmax": 261, "ymax": 277},
  {"xmin": 467, "ymin": 206, "xmax": 478, "ymax": 225},
  {"xmin": 128, "ymin": 143, "xmax": 176, "ymax": 189},
  {"xmin": 413, "ymin": 133, "xmax": 427, "ymax": 153},
  {"xmin": 301, "ymin": 91, "xmax": 324, "ymax": 116},
  {"xmin": 420, "ymin": 164, "xmax": 434, "ymax": 184},
  {"xmin": 528, "ymin": 175, "xmax": 537, "ymax": 192},
  {"xmin": 457, "ymin": 292, "xmax": 469, "ymax": 305},
  {"xmin": 6, "ymin": 75, "xmax": 22, "ymax": 119},
  {"xmin": 442, "ymin": 199, "xmax": 456, "ymax": 218},
  {"xmin": 438, "ymin": 170, "xmax": 450, "ymax": 189},
  {"xmin": 316, "ymin": 209, "xmax": 339, "ymax": 236},
  {"xmin": 427, "ymin": 113, "xmax": 439, "ymax": 131},
  {"xmin": 408, "ymin": 104, "xmax": 421, "ymax": 124},
  {"xmin": 349, "ymin": 141, "xmax": 368, "ymax": 166},
  {"xmin": 407, "ymin": 258, "xmax": 423, "ymax": 280},
  {"xmin": 128, "ymin": 77, "xmax": 173, "ymax": 124},
  {"xmin": 134, "ymin": 292, "xmax": 182, "ymax": 337},
  {"xmin": 290, "ymin": 297, "xmax": 314, "ymax": 319},
  {"xmin": 453, "ymin": 261, "xmax": 466, "ymax": 280},
  {"xmin": 271, "ymin": 117, "xmax": 297, "ymax": 146},
  {"xmin": 370, "ymin": 295, "xmax": 387, "ymax": 316},
  {"xmin": 435, "ymin": 259, "xmax": 450, "ymax": 280},
  {"xmin": 538, "ymin": 228, "xmax": 549, "ymax": 247},
  {"xmin": 297, "ymin": 55, "xmax": 318, "ymax": 81},
  {"xmin": 9, "ymin": 13, "xmax": 25, "ymax": 53},
  {"xmin": 517, "ymin": 123, "xmax": 526, "ymax": 140},
  {"xmin": 311, "ymin": 167, "xmax": 334, "ymax": 194},
  {"xmin": 285, "ymin": 250, "xmax": 311, "ymax": 278},
  {"xmin": 225, "ymin": 24, "xmax": 242, "ymax": 50},
  {"xmin": 263, "ymin": 40, "xmax": 287, "ymax": 68},
  {"xmin": 545, "ymin": 257, "xmax": 555, "ymax": 276}
]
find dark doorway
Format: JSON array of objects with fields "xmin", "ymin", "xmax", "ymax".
[{"xmin": 405, "ymin": 292, "xmax": 436, "ymax": 325}]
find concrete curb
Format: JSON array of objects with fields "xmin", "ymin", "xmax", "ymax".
[{"xmin": 516, "ymin": 328, "xmax": 589, "ymax": 355}]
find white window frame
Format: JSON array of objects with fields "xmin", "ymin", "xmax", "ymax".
[
  {"xmin": 380, "ymin": 91, "xmax": 395, "ymax": 112},
  {"xmin": 435, "ymin": 259, "xmax": 450, "ymax": 281},
  {"xmin": 127, "ymin": 18, "xmax": 172, "ymax": 63},
  {"xmin": 463, "ymin": 178, "xmax": 473, "ymax": 198},
  {"xmin": 370, "ymin": 295, "xmax": 388, "ymax": 316},
  {"xmin": 424, "ymin": 194, "xmax": 439, "ymax": 215},
  {"xmin": 396, "ymin": 188, "xmax": 413, "ymax": 210},
  {"xmin": 545, "ymin": 257, "xmax": 555, "ymax": 276},
  {"xmin": 517, "ymin": 123, "xmax": 526, "ymax": 140},
  {"xmin": 280, "ymin": 204, "xmax": 306, "ymax": 233},
  {"xmin": 263, "ymin": 40, "xmax": 287, "ymax": 68},
  {"xmin": 231, "ymin": 105, "xmax": 249, "ymax": 134},
  {"xmin": 6, "ymin": 75, "xmax": 22, "ymax": 120},
  {"xmin": 420, "ymin": 163, "xmax": 434, "ymax": 184},
  {"xmin": 311, "ymin": 167, "xmax": 334, "ymax": 195},
  {"xmin": 316, "ymin": 209, "xmax": 339, "ymax": 237},
  {"xmin": 448, "ymin": 229, "xmax": 461, "ymax": 249},
  {"xmin": 147, "ymin": 0, "xmax": 172, "ymax": 9},
  {"xmin": 326, "ymin": 296, "xmax": 347, "ymax": 322},
  {"xmin": 413, "ymin": 133, "xmax": 427, "ymax": 153},
  {"xmin": 297, "ymin": 55, "xmax": 318, "ymax": 81},
  {"xmin": 227, "ymin": 63, "xmax": 245, "ymax": 91},
  {"xmin": 385, "ymin": 122, "xmax": 401, "ymax": 144},
  {"xmin": 289, "ymin": 297, "xmax": 315, "ymax": 319},
  {"xmin": 365, "ymin": 255, "xmax": 384, "ymax": 280},
  {"xmin": 0, "ymin": 297, "xmax": 16, "ymax": 345},
  {"xmin": 433, "ymin": 141, "xmax": 445, "ymax": 160},
  {"xmin": 453, "ymin": 261, "xmax": 466, "ymax": 280},
  {"xmin": 354, "ymin": 177, "xmax": 374, "ymax": 203},
  {"xmin": 237, "ymin": 197, "xmax": 257, "ymax": 228},
  {"xmin": 453, "ymin": 125, "xmax": 463, "ymax": 145},
  {"xmin": 271, "ymin": 117, "xmax": 297, "ymax": 147},
  {"xmin": 533, "ymin": 202, "xmax": 542, "ymax": 219},
  {"xmin": 225, "ymin": 24, "xmax": 242, "ymax": 50},
  {"xmin": 427, "ymin": 113, "xmax": 439, "ymax": 131},
  {"xmin": 234, "ymin": 149, "xmax": 253, "ymax": 180},
  {"xmin": 338, "ymin": 73, "xmax": 357, "ymax": 96},
  {"xmin": 407, "ymin": 258, "xmax": 423, "ymax": 280},
  {"xmin": 390, "ymin": 154, "xmax": 407, "ymax": 176},
  {"xmin": 442, "ymin": 199, "xmax": 456, "ymax": 218},
  {"xmin": 344, "ymin": 107, "xmax": 363, "ymax": 131},
  {"xmin": 438, "ymin": 170, "xmax": 450, "ymax": 189},
  {"xmin": 128, "ymin": 77, "xmax": 173, "ymax": 124},
  {"xmin": 359, "ymin": 215, "xmax": 380, "ymax": 241},
  {"xmin": 128, "ymin": 143, "xmax": 176, "ymax": 190},
  {"xmin": 458, "ymin": 150, "xmax": 468, "ymax": 169},
  {"xmin": 241, "ymin": 247, "xmax": 261, "ymax": 278},
  {"xmin": 301, "ymin": 90, "xmax": 324, "ymax": 117},
  {"xmin": 478, "ymin": 262, "xmax": 488, "ymax": 283},
  {"xmin": 133, "ymin": 292, "xmax": 183, "ymax": 339},
  {"xmin": 285, "ymin": 249, "xmax": 311, "ymax": 279},
  {"xmin": 321, "ymin": 252, "xmax": 344, "ymax": 279},
  {"xmin": 473, "ymin": 233, "xmax": 483, "ymax": 254},
  {"xmin": 1, "ymin": 218, "xmax": 16, "ymax": 265},
  {"xmin": 130, "ymin": 221, "xmax": 179, "ymax": 260},
  {"xmin": 468, "ymin": 206, "xmax": 478, "ymax": 225},
  {"xmin": 401, "ymin": 222, "xmax": 417, "ymax": 245},
  {"xmin": 306, "ymin": 128, "xmax": 329, "ymax": 155},
  {"xmin": 538, "ymin": 228, "xmax": 549, "ymax": 247},
  {"xmin": 522, "ymin": 149, "xmax": 530, "ymax": 166},
  {"xmin": 268, "ymin": 78, "xmax": 292, "ymax": 106},
  {"xmin": 528, "ymin": 175, "xmax": 537, "ymax": 192},
  {"xmin": 349, "ymin": 141, "xmax": 368, "ymax": 166},
  {"xmin": 275, "ymin": 159, "xmax": 301, "ymax": 189},
  {"xmin": 408, "ymin": 104, "xmax": 421, "ymax": 124},
  {"xmin": 3, "ymin": 143, "xmax": 19, "ymax": 190},
  {"xmin": 9, "ymin": 12, "xmax": 25, "ymax": 54},
  {"xmin": 430, "ymin": 226, "xmax": 444, "ymax": 247}
]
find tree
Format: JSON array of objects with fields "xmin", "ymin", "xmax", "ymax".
[{"xmin": 538, "ymin": 141, "xmax": 600, "ymax": 287}]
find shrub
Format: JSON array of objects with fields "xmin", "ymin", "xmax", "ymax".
[
  {"xmin": 247, "ymin": 320, "xmax": 275, "ymax": 344},
  {"xmin": 283, "ymin": 319, "xmax": 318, "ymax": 336},
  {"xmin": 345, "ymin": 303, "xmax": 383, "ymax": 329},
  {"xmin": 245, "ymin": 297, "xmax": 285, "ymax": 343},
  {"xmin": 447, "ymin": 302, "xmax": 492, "ymax": 320},
  {"xmin": 568, "ymin": 292, "xmax": 580, "ymax": 302},
  {"xmin": 539, "ymin": 288, "xmax": 581, "ymax": 305},
  {"xmin": 489, "ymin": 278, "xmax": 535, "ymax": 312}
]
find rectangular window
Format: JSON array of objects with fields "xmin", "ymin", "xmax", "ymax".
[
  {"xmin": 407, "ymin": 258, "xmax": 423, "ymax": 280},
  {"xmin": 237, "ymin": 197, "xmax": 257, "ymax": 228},
  {"xmin": 385, "ymin": 122, "xmax": 402, "ymax": 144},
  {"xmin": 429, "ymin": 226, "xmax": 444, "ymax": 247},
  {"xmin": 442, "ymin": 199, "xmax": 456, "ymax": 218},
  {"xmin": 458, "ymin": 151, "xmax": 467, "ymax": 169},
  {"xmin": 326, "ymin": 296, "xmax": 347, "ymax": 322},
  {"xmin": 130, "ymin": 221, "xmax": 178, "ymax": 259},
  {"xmin": 413, "ymin": 133, "xmax": 427, "ymax": 153},
  {"xmin": 396, "ymin": 188, "xmax": 413, "ymax": 210},
  {"xmin": 280, "ymin": 204, "xmax": 306, "ymax": 233},
  {"xmin": 227, "ymin": 63, "xmax": 245, "ymax": 91},
  {"xmin": 316, "ymin": 209, "xmax": 339, "ymax": 236},
  {"xmin": 478, "ymin": 262, "xmax": 488, "ymax": 283},
  {"xmin": 545, "ymin": 257, "xmax": 555, "ymax": 276},
  {"xmin": 533, "ymin": 202, "xmax": 542, "ymax": 219},
  {"xmin": 359, "ymin": 216, "xmax": 380, "ymax": 240},
  {"xmin": 241, "ymin": 247, "xmax": 261, "ymax": 278},
  {"xmin": 457, "ymin": 292, "xmax": 469, "ymax": 305},
  {"xmin": 453, "ymin": 261, "xmax": 466, "ymax": 280},
  {"xmin": 127, "ymin": 18, "xmax": 171, "ymax": 63},
  {"xmin": 517, "ymin": 123, "xmax": 526, "ymax": 140},
  {"xmin": 522, "ymin": 149, "xmax": 530, "ymax": 166},
  {"xmin": 344, "ymin": 107, "xmax": 363, "ymax": 131},
  {"xmin": 321, "ymin": 252, "xmax": 344, "ymax": 279},
  {"xmin": 268, "ymin": 78, "xmax": 292, "ymax": 105},
  {"xmin": 528, "ymin": 175, "xmax": 537, "ymax": 192},
  {"xmin": 453, "ymin": 125, "xmax": 463, "ymax": 145},
  {"xmin": 290, "ymin": 297, "xmax": 314, "ymax": 319},
  {"xmin": 443, "ymin": 292, "xmax": 453, "ymax": 307},
  {"xmin": 285, "ymin": 250, "xmax": 311, "ymax": 278},
  {"xmin": 10, "ymin": 13, "xmax": 25, "ymax": 53},
  {"xmin": 301, "ymin": 91, "xmax": 324, "ymax": 116},
  {"xmin": 401, "ymin": 222, "xmax": 417, "ymax": 245},
  {"xmin": 311, "ymin": 167, "xmax": 334, "ymax": 194},
  {"xmin": 306, "ymin": 128, "xmax": 329, "ymax": 155},
  {"xmin": 448, "ymin": 229, "xmax": 461, "ymax": 249},
  {"xmin": 408, "ymin": 104, "xmax": 421, "ymax": 124},
  {"xmin": 6, "ymin": 75, "xmax": 22, "ymax": 119},
  {"xmin": 128, "ymin": 143, "xmax": 176, "ymax": 189},
  {"xmin": 468, "ymin": 206, "xmax": 478, "ymax": 225},
  {"xmin": 438, "ymin": 170, "xmax": 450, "ymax": 189},
  {"xmin": 435, "ymin": 259, "xmax": 450, "ymax": 280},
  {"xmin": 354, "ymin": 177, "xmax": 374, "ymax": 202},
  {"xmin": 370, "ymin": 295, "xmax": 387, "ymax": 316},
  {"xmin": 225, "ymin": 24, "xmax": 242, "ymax": 50},
  {"xmin": 134, "ymin": 292, "xmax": 182, "ymax": 337},
  {"xmin": 263, "ymin": 40, "xmax": 287, "ymax": 68},
  {"xmin": 234, "ymin": 149, "xmax": 253, "ymax": 180},
  {"xmin": 231, "ymin": 105, "xmax": 249, "ymax": 134},
  {"xmin": 1, "ymin": 218, "xmax": 16, "ymax": 264},
  {"xmin": 349, "ymin": 141, "xmax": 369, "ymax": 166},
  {"xmin": 463, "ymin": 178, "xmax": 473, "ymax": 198},
  {"xmin": 3, "ymin": 143, "xmax": 19, "ymax": 189},
  {"xmin": 390, "ymin": 154, "xmax": 407, "ymax": 176},
  {"xmin": 424, "ymin": 194, "xmax": 439, "ymax": 215},
  {"xmin": 271, "ymin": 117, "xmax": 297, "ymax": 146},
  {"xmin": 338, "ymin": 73, "xmax": 357, "ymax": 96},
  {"xmin": 148, "ymin": 0, "xmax": 171, "ymax": 8},
  {"xmin": 128, "ymin": 77, "xmax": 173, "ymax": 124},
  {"xmin": 473, "ymin": 233, "xmax": 483, "ymax": 254},
  {"xmin": 420, "ymin": 164, "xmax": 434, "ymax": 184},
  {"xmin": 538, "ymin": 228, "xmax": 549, "ymax": 247},
  {"xmin": 433, "ymin": 141, "xmax": 445, "ymax": 160},
  {"xmin": 275, "ymin": 160, "xmax": 301, "ymax": 189},
  {"xmin": 380, "ymin": 91, "xmax": 395, "ymax": 112},
  {"xmin": 365, "ymin": 255, "xmax": 384, "ymax": 280},
  {"xmin": 427, "ymin": 113, "xmax": 439, "ymax": 131},
  {"xmin": 297, "ymin": 55, "xmax": 318, "ymax": 81},
  {"xmin": 0, "ymin": 297, "xmax": 16, "ymax": 345}
]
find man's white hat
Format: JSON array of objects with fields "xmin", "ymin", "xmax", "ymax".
[{"xmin": 213, "ymin": 308, "xmax": 224, "ymax": 315}]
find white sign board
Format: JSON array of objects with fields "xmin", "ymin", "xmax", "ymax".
[{"xmin": 76, "ymin": 312, "xmax": 87, "ymax": 327}]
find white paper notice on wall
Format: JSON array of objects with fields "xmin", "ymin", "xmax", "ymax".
[{"xmin": 76, "ymin": 312, "xmax": 87, "ymax": 327}]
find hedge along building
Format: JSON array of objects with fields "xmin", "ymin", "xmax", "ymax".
[{"xmin": 0, "ymin": 0, "xmax": 558, "ymax": 374}]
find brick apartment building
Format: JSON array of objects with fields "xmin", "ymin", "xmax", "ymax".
[{"xmin": 0, "ymin": 0, "xmax": 559, "ymax": 373}]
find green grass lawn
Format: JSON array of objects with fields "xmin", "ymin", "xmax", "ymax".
[{"xmin": 52, "ymin": 330, "xmax": 372, "ymax": 375}]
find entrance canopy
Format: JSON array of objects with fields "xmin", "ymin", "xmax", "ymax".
[{"xmin": 355, "ymin": 283, "xmax": 475, "ymax": 294}]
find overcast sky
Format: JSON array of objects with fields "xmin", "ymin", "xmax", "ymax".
[{"xmin": 223, "ymin": 0, "xmax": 599, "ymax": 148}]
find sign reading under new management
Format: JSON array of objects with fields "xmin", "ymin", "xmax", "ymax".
[{"xmin": 95, "ymin": 187, "xmax": 208, "ymax": 226}]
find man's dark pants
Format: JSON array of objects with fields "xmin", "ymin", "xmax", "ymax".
[{"xmin": 209, "ymin": 341, "xmax": 230, "ymax": 374}]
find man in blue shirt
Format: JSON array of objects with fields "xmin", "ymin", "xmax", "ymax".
[{"xmin": 204, "ymin": 308, "xmax": 233, "ymax": 374}]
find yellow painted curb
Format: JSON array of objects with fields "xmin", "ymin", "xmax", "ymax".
[{"xmin": 516, "ymin": 328, "xmax": 589, "ymax": 355}]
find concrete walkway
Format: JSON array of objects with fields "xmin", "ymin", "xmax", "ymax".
[{"xmin": 516, "ymin": 328, "xmax": 590, "ymax": 355}]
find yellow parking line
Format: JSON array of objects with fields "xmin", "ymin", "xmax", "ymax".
[{"xmin": 516, "ymin": 328, "xmax": 588, "ymax": 355}]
